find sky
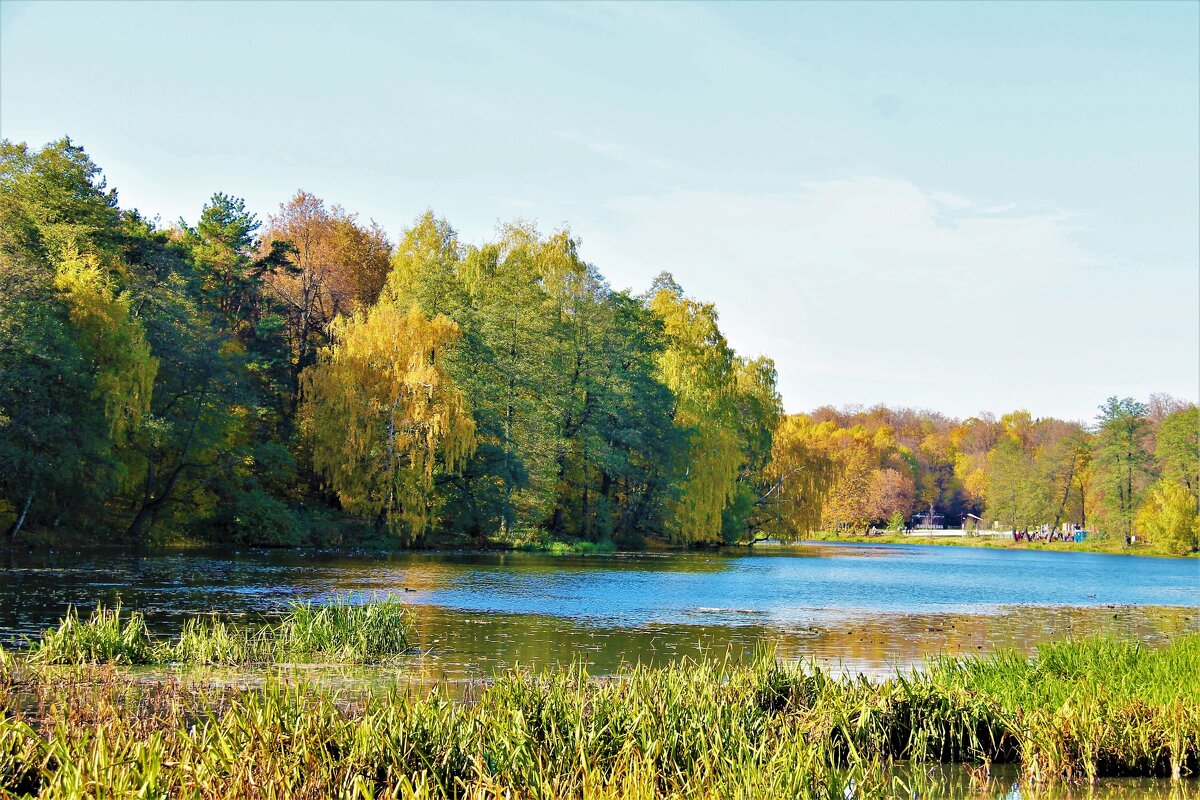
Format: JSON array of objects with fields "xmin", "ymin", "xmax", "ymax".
[{"xmin": 2, "ymin": 1, "xmax": 1197, "ymax": 422}]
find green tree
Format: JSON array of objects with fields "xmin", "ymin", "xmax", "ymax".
[
  {"xmin": 0, "ymin": 139, "xmax": 131, "ymax": 542},
  {"xmin": 1156, "ymin": 407, "xmax": 1199, "ymax": 511},
  {"xmin": 985, "ymin": 436, "xmax": 1046, "ymax": 532},
  {"xmin": 0, "ymin": 255, "xmax": 99, "ymax": 543},
  {"xmin": 0, "ymin": 137, "xmax": 120, "ymax": 267},
  {"xmin": 649, "ymin": 279, "xmax": 744, "ymax": 544},
  {"xmin": 1094, "ymin": 397, "xmax": 1154, "ymax": 541}
]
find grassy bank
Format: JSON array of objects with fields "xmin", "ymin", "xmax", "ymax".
[
  {"xmin": 25, "ymin": 599, "xmax": 413, "ymax": 666},
  {"xmin": 799, "ymin": 530, "xmax": 1194, "ymax": 557},
  {"xmin": 2, "ymin": 630, "xmax": 1197, "ymax": 798}
]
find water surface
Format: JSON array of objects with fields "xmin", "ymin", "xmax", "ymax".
[{"xmin": 2, "ymin": 543, "xmax": 1197, "ymax": 678}]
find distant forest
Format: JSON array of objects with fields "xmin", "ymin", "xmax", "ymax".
[{"xmin": 2, "ymin": 139, "xmax": 1197, "ymax": 553}]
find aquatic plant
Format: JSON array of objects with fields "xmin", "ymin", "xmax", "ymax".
[
  {"xmin": 274, "ymin": 595, "xmax": 414, "ymax": 662},
  {"xmin": 24, "ymin": 597, "xmax": 413, "ymax": 666},
  {"xmin": 171, "ymin": 614, "xmax": 268, "ymax": 665},
  {"xmin": 26, "ymin": 603, "xmax": 157, "ymax": 665},
  {"xmin": 1, "ymin": 635, "xmax": 1197, "ymax": 797}
]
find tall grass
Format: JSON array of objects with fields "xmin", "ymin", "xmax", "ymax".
[
  {"xmin": 2, "ymin": 634, "xmax": 1197, "ymax": 798},
  {"xmin": 276, "ymin": 597, "xmax": 413, "ymax": 662},
  {"xmin": 24, "ymin": 597, "xmax": 413, "ymax": 666},
  {"xmin": 25, "ymin": 603, "xmax": 156, "ymax": 665}
]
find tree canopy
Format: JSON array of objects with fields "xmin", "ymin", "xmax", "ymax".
[{"xmin": 1, "ymin": 137, "xmax": 1194, "ymax": 554}]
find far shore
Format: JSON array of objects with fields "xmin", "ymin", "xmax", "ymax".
[{"xmin": 797, "ymin": 530, "xmax": 1199, "ymax": 557}]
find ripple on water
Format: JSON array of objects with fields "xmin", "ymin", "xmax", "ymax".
[{"xmin": 1, "ymin": 547, "xmax": 1197, "ymax": 680}]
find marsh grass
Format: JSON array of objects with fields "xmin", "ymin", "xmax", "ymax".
[
  {"xmin": 25, "ymin": 597, "xmax": 413, "ymax": 666},
  {"xmin": 276, "ymin": 597, "xmax": 413, "ymax": 662},
  {"xmin": 2, "ymin": 635, "xmax": 1197, "ymax": 798},
  {"xmin": 25, "ymin": 604, "xmax": 156, "ymax": 666}
]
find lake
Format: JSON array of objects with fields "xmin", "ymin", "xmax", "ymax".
[{"xmin": 3, "ymin": 542, "xmax": 1197, "ymax": 680}]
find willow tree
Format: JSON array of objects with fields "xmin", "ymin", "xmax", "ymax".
[
  {"xmin": 54, "ymin": 247, "xmax": 157, "ymax": 444},
  {"xmin": 650, "ymin": 281, "xmax": 741, "ymax": 544},
  {"xmin": 760, "ymin": 416, "xmax": 841, "ymax": 539},
  {"xmin": 301, "ymin": 300, "xmax": 476, "ymax": 541}
]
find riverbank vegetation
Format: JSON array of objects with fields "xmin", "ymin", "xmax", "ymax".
[
  {"xmin": 26, "ymin": 600, "xmax": 412, "ymax": 666},
  {"xmin": 800, "ymin": 530, "xmax": 1196, "ymax": 558},
  {"xmin": 1, "ymin": 633, "xmax": 1196, "ymax": 797},
  {"xmin": 2, "ymin": 138, "xmax": 1197, "ymax": 554}
]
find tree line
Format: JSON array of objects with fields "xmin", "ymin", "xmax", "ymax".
[
  {"xmin": 767, "ymin": 397, "xmax": 1198, "ymax": 553},
  {"xmin": 1, "ymin": 138, "xmax": 1196, "ymax": 554}
]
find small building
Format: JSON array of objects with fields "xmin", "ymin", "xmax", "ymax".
[{"xmin": 911, "ymin": 510, "xmax": 944, "ymax": 530}]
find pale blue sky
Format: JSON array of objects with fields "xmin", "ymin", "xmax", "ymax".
[{"xmin": 2, "ymin": 1, "xmax": 1197, "ymax": 421}]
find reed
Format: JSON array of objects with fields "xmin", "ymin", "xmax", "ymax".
[
  {"xmin": 24, "ymin": 597, "xmax": 413, "ymax": 666},
  {"xmin": 2, "ymin": 634, "xmax": 1197, "ymax": 798},
  {"xmin": 274, "ymin": 596, "xmax": 414, "ymax": 662},
  {"xmin": 25, "ymin": 603, "xmax": 156, "ymax": 665}
]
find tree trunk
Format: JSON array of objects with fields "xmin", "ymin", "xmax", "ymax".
[
  {"xmin": 1052, "ymin": 461, "xmax": 1076, "ymax": 532},
  {"xmin": 1077, "ymin": 474, "xmax": 1087, "ymax": 529},
  {"xmin": 125, "ymin": 458, "xmax": 190, "ymax": 544},
  {"xmin": 5, "ymin": 492, "xmax": 33, "ymax": 546},
  {"xmin": 126, "ymin": 502, "xmax": 155, "ymax": 544}
]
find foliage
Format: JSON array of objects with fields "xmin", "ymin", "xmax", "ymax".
[
  {"xmin": 1156, "ymin": 407, "xmax": 1200, "ymax": 507},
  {"xmin": 1, "ymin": 136, "xmax": 1193, "ymax": 551},
  {"xmin": 302, "ymin": 300, "xmax": 476, "ymax": 542},
  {"xmin": 53, "ymin": 247, "xmax": 157, "ymax": 443},
  {"xmin": 650, "ymin": 279, "xmax": 777, "ymax": 544},
  {"xmin": 1135, "ymin": 481, "xmax": 1200, "ymax": 555},
  {"xmin": 1094, "ymin": 397, "xmax": 1154, "ymax": 539}
]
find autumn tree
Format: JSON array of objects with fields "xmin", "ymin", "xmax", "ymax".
[
  {"xmin": 649, "ymin": 279, "xmax": 743, "ymax": 544},
  {"xmin": 822, "ymin": 439, "xmax": 875, "ymax": 532},
  {"xmin": 301, "ymin": 300, "xmax": 475, "ymax": 542},
  {"xmin": 865, "ymin": 467, "xmax": 915, "ymax": 524},
  {"xmin": 1036, "ymin": 423, "xmax": 1092, "ymax": 531},
  {"xmin": 1135, "ymin": 481, "xmax": 1199, "ymax": 555},
  {"xmin": 261, "ymin": 191, "xmax": 392, "ymax": 396},
  {"xmin": 950, "ymin": 414, "xmax": 1000, "ymax": 511}
]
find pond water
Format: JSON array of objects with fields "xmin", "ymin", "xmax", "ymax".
[
  {"xmin": 895, "ymin": 764, "xmax": 1194, "ymax": 799},
  {"xmin": 2, "ymin": 542, "xmax": 1197, "ymax": 679}
]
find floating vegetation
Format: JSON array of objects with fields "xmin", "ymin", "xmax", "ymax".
[
  {"xmin": 25, "ymin": 598, "xmax": 413, "ymax": 666},
  {"xmin": 1, "ymin": 634, "xmax": 1197, "ymax": 797}
]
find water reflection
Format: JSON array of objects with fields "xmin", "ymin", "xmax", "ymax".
[
  {"xmin": 2, "ymin": 546, "xmax": 1197, "ymax": 678},
  {"xmin": 901, "ymin": 763, "xmax": 1196, "ymax": 799}
]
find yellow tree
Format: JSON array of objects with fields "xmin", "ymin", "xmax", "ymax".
[
  {"xmin": 760, "ymin": 416, "xmax": 841, "ymax": 539},
  {"xmin": 650, "ymin": 284, "xmax": 741, "ymax": 544},
  {"xmin": 300, "ymin": 300, "xmax": 475, "ymax": 542},
  {"xmin": 54, "ymin": 247, "xmax": 157, "ymax": 444},
  {"xmin": 1135, "ymin": 481, "xmax": 1199, "ymax": 555},
  {"xmin": 821, "ymin": 427, "xmax": 886, "ymax": 533}
]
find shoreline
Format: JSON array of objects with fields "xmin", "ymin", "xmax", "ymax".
[
  {"xmin": 5, "ymin": 532, "xmax": 1198, "ymax": 560},
  {"xmin": 796, "ymin": 531, "xmax": 1199, "ymax": 558}
]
